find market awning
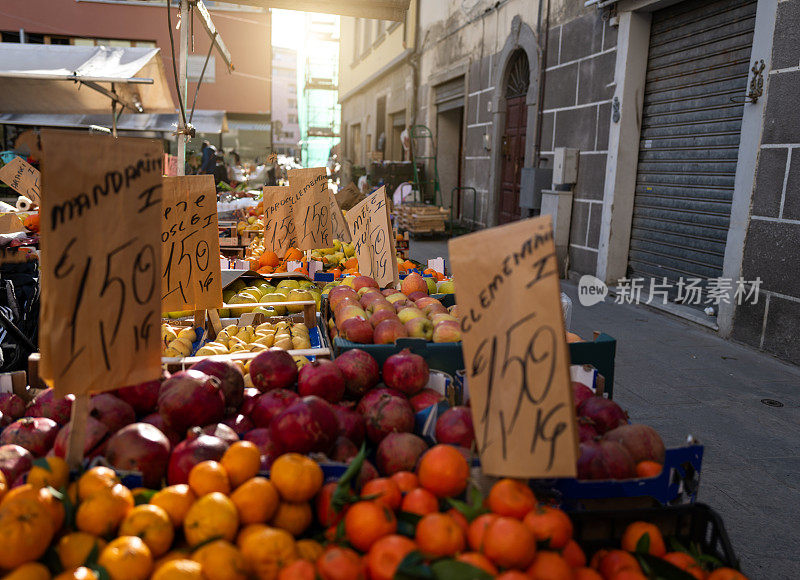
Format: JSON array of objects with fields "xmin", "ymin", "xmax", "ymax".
[
  {"xmin": 0, "ymin": 44, "xmax": 174, "ymax": 115},
  {"xmin": 0, "ymin": 110, "xmax": 227, "ymax": 136},
  {"xmin": 226, "ymin": 0, "xmax": 409, "ymax": 21}
]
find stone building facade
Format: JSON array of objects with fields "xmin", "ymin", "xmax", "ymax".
[{"xmin": 339, "ymin": 0, "xmax": 800, "ymax": 365}]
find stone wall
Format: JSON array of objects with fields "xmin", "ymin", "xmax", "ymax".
[
  {"xmin": 733, "ymin": 0, "xmax": 800, "ymax": 365},
  {"xmin": 539, "ymin": 10, "xmax": 617, "ymax": 277}
]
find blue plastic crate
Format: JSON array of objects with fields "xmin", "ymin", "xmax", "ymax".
[{"xmin": 530, "ymin": 444, "xmax": 704, "ymax": 510}]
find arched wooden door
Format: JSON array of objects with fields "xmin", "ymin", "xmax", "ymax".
[{"xmin": 499, "ymin": 50, "xmax": 530, "ymax": 224}]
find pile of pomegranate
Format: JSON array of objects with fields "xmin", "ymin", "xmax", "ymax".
[
  {"xmin": 0, "ymin": 348, "xmax": 476, "ymax": 490},
  {"xmin": 572, "ymin": 383, "xmax": 666, "ymax": 480}
]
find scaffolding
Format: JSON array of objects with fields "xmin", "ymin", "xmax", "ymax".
[{"xmin": 300, "ymin": 15, "xmax": 340, "ymax": 167}]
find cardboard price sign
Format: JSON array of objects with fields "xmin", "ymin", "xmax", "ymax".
[
  {"xmin": 287, "ymin": 168, "xmax": 332, "ymax": 250},
  {"xmin": 329, "ymin": 188, "xmax": 352, "ymax": 243},
  {"xmin": 39, "ymin": 131, "xmax": 163, "ymax": 396},
  {"xmin": 447, "ymin": 216, "xmax": 578, "ymax": 478},
  {"xmin": 161, "ymin": 175, "xmax": 222, "ymax": 312},
  {"xmin": 345, "ymin": 187, "xmax": 399, "ymax": 288},
  {"xmin": 262, "ymin": 186, "xmax": 298, "ymax": 256},
  {"xmin": 0, "ymin": 157, "xmax": 41, "ymax": 204}
]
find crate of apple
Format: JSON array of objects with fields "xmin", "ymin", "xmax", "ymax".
[{"xmin": 329, "ymin": 273, "xmax": 461, "ymax": 345}]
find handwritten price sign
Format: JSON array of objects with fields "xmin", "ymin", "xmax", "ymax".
[
  {"xmin": 39, "ymin": 131, "xmax": 163, "ymax": 396},
  {"xmin": 262, "ymin": 186, "xmax": 298, "ymax": 256},
  {"xmin": 345, "ymin": 187, "xmax": 399, "ymax": 288},
  {"xmin": 161, "ymin": 175, "xmax": 222, "ymax": 312},
  {"xmin": 287, "ymin": 168, "xmax": 332, "ymax": 250},
  {"xmin": 0, "ymin": 157, "xmax": 41, "ymax": 204},
  {"xmin": 329, "ymin": 188, "xmax": 351, "ymax": 243},
  {"xmin": 448, "ymin": 216, "xmax": 578, "ymax": 478}
]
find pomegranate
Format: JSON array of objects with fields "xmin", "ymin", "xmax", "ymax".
[
  {"xmin": 356, "ymin": 388, "xmax": 406, "ymax": 416},
  {"xmin": 0, "ymin": 417, "xmax": 59, "ymax": 457},
  {"xmin": 376, "ymin": 432, "xmax": 428, "ymax": 475},
  {"xmin": 0, "ymin": 444, "xmax": 33, "ymax": 484},
  {"xmin": 243, "ymin": 428, "xmax": 282, "ymax": 468},
  {"xmin": 249, "ymin": 350, "xmax": 298, "ymax": 392},
  {"xmin": 222, "ymin": 414, "xmax": 254, "ymax": 437},
  {"xmin": 298, "ymin": 360, "xmax": 345, "ymax": 403},
  {"xmin": 382, "ymin": 349, "xmax": 429, "ymax": 396},
  {"xmin": 250, "ymin": 389, "xmax": 299, "ymax": 428},
  {"xmin": 333, "ymin": 349, "xmax": 380, "ymax": 398},
  {"xmin": 0, "ymin": 394, "xmax": 26, "ymax": 423},
  {"xmin": 409, "ymin": 389, "xmax": 445, "ymax": 412},
  {"xmin": 114, "ymin": 379, "xmax": 161, "ymax": 416},
  {"xmin": 360, "ymin": 392, "xmax": 415, "ymax": 444},
  {"xmin": 434, "ymin": 407, "xmax": 474, "ymax": 448},
  {"xmin": 332, "ymin": 404, "xmax": 366, "ymax": 446},
  {"xmin": 269, "ymin": 396, "xmax": 338, "ymax": 454},
  {"xmin": 104, "ymin": 423, "xmax": 171, "ymax": 488},
  {"xmin": 90, "ymin": 393, "xmax": 136, "ymax": 433},
  {"xmin": 200, "ymin": 423, "xmax": 239, "ymax": 446},
  {"xmin": 158, "ymin": 370, "xmax": 225, "ymax": 433},
  {"xmin": 572, "ymin": 382, "xmax": 595, "ymax": 408},
  {"xmin": 53, "ymin": 416, "xmax": 109, "ymax": 459},
  {"xmin": 189, "ymin": 358, "xmax": 245, "ymax": 409},
  {"xmin": 578, "ymin": 397, "xmax": 628, "ymax": 434},
  {"xmin": 354, "ymin": 458, "xmax": 379, "ymax": 491},
  {"xmin": 142, "ymin": 413, "xmax": 182, "ymax": 447},
  {"xmin": 603, "ymin": 424, "xmax": 666, "ymax": 464},
  {"xmin": 25, "ymin": 389, "xmax": 74, "ymax": 425},
  {"xmin": 577, "ymin": 417, "xmax": 599, "ymax": 442},
  {"xmin": 331, "ymin": 436, "xmax": 359, "ymax": 462},
  {"xmin": 577, "ymin": 440, "xmax": 636, "ymax": 480},
  {"xmin": 167, "ymin": 428, "xmax": 229, "ymax": 485},
  {"xmin": 241, "ymin": 387, "xmax": 261, "ymax": 417}
]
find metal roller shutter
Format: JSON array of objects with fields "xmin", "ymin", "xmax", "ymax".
[
  {"xmin": 435, "ymin": 76, "xmax": 465, "ymax": 112},
  {"xmin": 628, "ymin": 0, "xmax": 757, "ymax": 287}
]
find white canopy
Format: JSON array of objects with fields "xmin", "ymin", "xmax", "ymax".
[{"xmin": 0, "ymin": 44, "xmax": 174, "ymax": 114}]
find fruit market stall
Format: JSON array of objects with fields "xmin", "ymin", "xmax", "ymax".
[{"xmin": 0, "ymin": 128, "xmax": 752, "ymax": 580}]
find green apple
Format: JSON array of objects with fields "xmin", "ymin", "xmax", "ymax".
[
  {"xmin": 253, "ymin": 306, "xmax": 279, "ymax": 317},
  {"xmin": 425, "ymin": 277, "xmax": 437, "ymax": 294},
  {"xmin": 261, "ymin": 293, "xmax": 288, "ymax": 315},
  {"xmin": 229, "ymin": 279, "xmax": 248, "ymax": 293},
  {"xmin": 437, "ymin": 280, "xmax": 455, "ymax": 294},
  {"xmin": 397, "ymin": 307, "xmax": 425, "ymax": 324},
  {"xmin": 287, "ymin": 289, "xmax": 313, "ymax": 313},
  {"xmin": 255, "ymin": 281, "xmax": 276, "ymax": 295},
  {"xmin": 297, "ymin": 280, "xmax": 316, "ymax": 289},
  {"xmin": 275, "ymin": 287, "xmax": 291, "ymax": 297},
  {"xmin": 277, "ymin": 279, "xmax": 300, "ymax": 290},
  {"xmin": 218, "ymin": 308, "xmax": 232, "ymax": 318}
]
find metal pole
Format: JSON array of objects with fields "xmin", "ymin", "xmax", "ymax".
[
  {"xmin": 111, "ymin": 83, "xmax": 118, "ymax": 138},
  {"xmin": 177, "ymin": 0, "xmax": 189, "ymax": 177}
]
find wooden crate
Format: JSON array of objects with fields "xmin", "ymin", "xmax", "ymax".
[{"xmin": 394, "ymin": 204, "xmax": 448, "ymax": 234}]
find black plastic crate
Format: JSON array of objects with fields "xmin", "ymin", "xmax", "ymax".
[{"xmin": 568, "ymin": 503, "xmax": 740, "ymax": 570}]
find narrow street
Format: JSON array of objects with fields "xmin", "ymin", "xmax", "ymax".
[{"xmin": 413, "ymin": 238, "xmax": 800, "ymax": 579}]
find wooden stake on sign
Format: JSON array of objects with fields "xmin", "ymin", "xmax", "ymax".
[
  {"xmin": 447, "ymin": 215, "xmax": 579, "ymax": 478},
  {"xmin": 65, "ymin": 394, "xmax": 90, "ymax": 470},
  {"xmin": 208, "ymin": 308, "xmax": 223, "ymax": 337}
]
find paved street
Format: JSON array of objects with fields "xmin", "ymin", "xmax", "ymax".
[{"xmin": 412, "ymin": 239, "xmax": 800, "ymax": 579}]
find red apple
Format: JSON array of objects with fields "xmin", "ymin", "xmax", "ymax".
[
  {"xmin": 369, "ymin": 310, "xmax": 400, "ymax": 328},
  {"xmin": 339, "ymin": 317, "xmax": 374, "ymax": 343},
  {"xmin": 353, "ymin": 276, "xmax": 379, "ymax": 290},
  {"xmin": 432, "ymin": 320, "xmax": 462, "ymax": 343},
  {"xmin": 408, "ymin": 291, "xmax": 428, "ymax": 302},
  {"xmin": 382, "ymin": 289, "xmax": 401, "ymax": 297},
  {"xmin": 336, "ymin": 304, "xmax": 368, "ymax": 323},
  {"xmin": 373, "ymin": 319, "xmax": 409, "ymax": 344}
]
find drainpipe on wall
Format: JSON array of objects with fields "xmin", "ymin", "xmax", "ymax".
[
  {"xmin": 534, "ymin": 0, "xmax": 550, "ymax": 168},
  {"xmin": 408, "ymin": 0, "xmax": 421, "ymax": 127}
]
